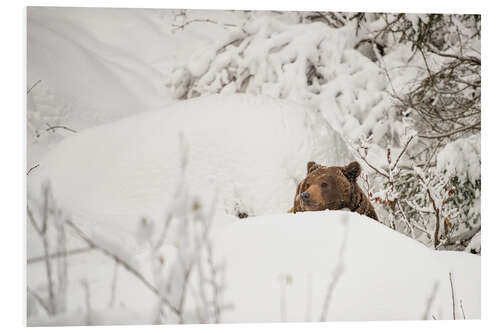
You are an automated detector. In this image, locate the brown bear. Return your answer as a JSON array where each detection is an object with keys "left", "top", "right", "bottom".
[{"left": 289, "top": 161, "right": 379, "bottom": 221}]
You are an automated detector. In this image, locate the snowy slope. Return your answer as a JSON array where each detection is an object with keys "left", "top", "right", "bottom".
[
  {"left": 27, "top": 7, "right": 171, "bottom": 128},
  {"left": 28, "top": 94, "right": 352, "bottom": 254},
  {"left": 28, "top": 211, "right": 480, "bottom": 325},
  {"left": 207, "top": 211, "right": 480, "bottom": 322}
]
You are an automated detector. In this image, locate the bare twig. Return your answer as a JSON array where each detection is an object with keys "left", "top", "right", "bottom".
[
  {"left": 65, "top": 219, "right": 181, "bottom": 316},
  {"left": 108, "top": 259, "right": 119, "bottom": 308},
  {"left": 418, "top": 122, "right": 480, "bottom": 139},
  {"left": 45, "top": 125, "right": 77, "bottom": 134},
  {"left": 415, "top": 173, "right": 441, "bottom": 248},
  {"left": 27, "top": 287, "right": 51, "bottom": 316},
  {"left": 153, "top": 213, "right": 173, "bottom": 251},
  {"left": 396, "top": 200, "right": 415, "bottom": 239},
  {"left": 81, "top": 278, "right": 92, "bottom": 325},
  {"left": 391, "top": 136, "right": 415, "bottom": 171},
  {"left": 27, "top": 246, "right": 95, "bottom": 264},
  {"left": 449, "top": 272, "right": 456, "bottom": 320},
  {"left": 27, "top": 79, "right": 42, "bottom": 94},
  {"left": 172, "top": 19, "right": 237, "bottom": 32},
  {"left": 320, "top": 223, "right": 348, "bottom": 321},
  {"left": 27, "top": 185, "right": 56, "bottom": 314},
  {"left": 26, "top": 163, "right": 40, "bottom": 176},
  {"left": 460, "top": 299, "right": 466, "bottom": 319},
  {"left": 421, "top": 281, "right": 439, "bottom": 320},
  {"left": 348, "top": 142, "right": 390, "bottom": 179}
]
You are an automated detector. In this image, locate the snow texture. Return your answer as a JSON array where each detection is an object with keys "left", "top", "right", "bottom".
[
  {"left": 26, "top": 8, "right": 481, "bottom": 325},
  {"left": 28, "top": 211, "right": 480, "bottom": 325},
  {"left": 437, "top": 134, "right": 481, "bottom": 183},
  {"left": 29, "top": 94, "right": 352, "bottom": 254}
]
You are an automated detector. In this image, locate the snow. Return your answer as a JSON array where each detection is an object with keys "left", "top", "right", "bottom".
[
  {"left": 207, "top": 211, "right": 479, "bottom": 322},
  {"left": 26, "top": 8, "right": 481, "bottom": 326},
  {"left": 27, "top": 7, "right": 172, "bottom": 129},
  {"left": 437, "top": 134, "right": 481, "bottom": 183},
  {"left": 29, "top": 94, "right": 352, "bottom": 254},
  {"left": 28, "top": 211, "right": 480, "bottom": 325}
]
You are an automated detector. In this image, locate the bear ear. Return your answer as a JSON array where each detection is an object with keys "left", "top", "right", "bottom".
[
  {"left": 342, "top": 161, "right": 361, "bottom": 182},
  {"left": 307, "top": 161, "right": 321, "bottom": 174}
]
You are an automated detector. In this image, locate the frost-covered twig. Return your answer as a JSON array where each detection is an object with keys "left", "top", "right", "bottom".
[
  {"left": 418, "top": 122, "right": 481, "bottom": 140},
  {"left": 391, "top": 136, "right": 415, "bottom": 172},
  {"left": 65, "top": 218, "right": 181, "bottom": 316},
  {"left": 396, "top": 200, "right": 415, "bottom": 239},
  {"left": 415, "top": 172, "right": 441, "bottom": 248},
  {"left": 350, "top": 144, "right": 389, "bottom": 179}
]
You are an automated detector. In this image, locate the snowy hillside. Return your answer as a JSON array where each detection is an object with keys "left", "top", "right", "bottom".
[
  {"left": 28, "top": 211, "right": 480, "bottom": 325},
  {"left": 26, "top": 7, "right": 481, "bottom": 326},
  {"left": 29, "top": 94, "right": 352, "bottom": 255}
]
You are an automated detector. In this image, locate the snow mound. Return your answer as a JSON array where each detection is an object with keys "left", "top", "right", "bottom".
[
  {"left": 27, "top": 7, "right": 172, "bottom": 129},
  {"left": 206, "top": 211, "right": 480, "bottom": 322},
  {"left": 27, "top": 211, "right": 480, "bottom": 325},
  {"left": 29, "top": 94, "right": 352, "bottom": 253}
]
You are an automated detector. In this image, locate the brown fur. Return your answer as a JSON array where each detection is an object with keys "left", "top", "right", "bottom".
[{"left": 289, "top": 161, "right": 379, "bottom": 221}]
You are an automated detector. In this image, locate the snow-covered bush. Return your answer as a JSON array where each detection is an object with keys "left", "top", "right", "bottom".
[{"left": 166, "top": 12, "right": 481, "bottom": 251}]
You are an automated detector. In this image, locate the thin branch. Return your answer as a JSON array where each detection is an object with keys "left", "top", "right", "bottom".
[
  {"left": 172, "top": 19, "right": 237, "bottom": 32},
  {"left": 27, "top": 163, "right": 40, "bottom": 176},
  {"left": 108, "top": 259, "right": 119, "bottom": 308},
  {"left": 415, "top": 173, "right": 441, "bottom": 248},
  {"left": 27, "top": 206, "right": 42, "bottom": 235},
  {"left": 27, "top": 287, "right": 51, "bottom": 316},
  {"left": 27, "top": 79, "right": 42, "bottom": 94},
  {"left": 460, "top": 299, "right": 466, "bottom": 320},
  {"left": 27, "top": 246, "right": 95, "bottom": 264},
  {"left": 449, "top": 272, "right": 457, "bottom": 320},
  {"left": 46, "top": 125, "right": 77, "bottom": 134},
  {"left": 320, "top": 224, "right": 348, "bottom": 321},
  {"left": 350, "top": 144, "right": 389, "bottom": 179},
  {"left": 418, "top": 122, "right": 480, "bottom": 140},
  {"left": 421, "top": 281, "right": 439, "bottom": 320},
  {"left": 391, "top": 136, "right": 415, "bottom": 171},
  {"left": 397, "top": 200, "right": 415, "bottom": 239},
  {"left": 65, "top": 219, "right": 181, "bottom": 316},
  {"left": 427, "top": 47, "right": 481, "bottom": 66},
  {"left": 153, "top": 213, "right": 173, "bottom": 251}
]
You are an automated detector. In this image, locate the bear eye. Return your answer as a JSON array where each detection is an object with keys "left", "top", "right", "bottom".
[
  {"left": 321, "top": 182, "right": 328, "bottom": 188},
  {"left": 305, "top": 183, "right": 310, "bottom": 189}
]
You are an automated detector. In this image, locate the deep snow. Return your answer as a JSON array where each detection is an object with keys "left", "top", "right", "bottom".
[
  {"left": 28, "top": 211, "right": 480, "bottom": 325},
  {"left": 26, "top": 7, "right": 481, "bottom": 326},
  {"left": 29, "top": 94, "right": 352, "bottom": 255}
]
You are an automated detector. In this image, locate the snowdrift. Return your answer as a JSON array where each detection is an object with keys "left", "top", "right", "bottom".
[
  {"left": 29, "top": 94, "right": 352, "bottom": 252},
  {"left": 209, "top": 211, "right": 480, "bottom": 322},
  {"left": 28, "top": 211, "right": 480, "bottom": 325}
]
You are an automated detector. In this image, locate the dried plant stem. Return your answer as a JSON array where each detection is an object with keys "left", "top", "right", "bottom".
[
  {"left": 449, "top": 272, "right": 456, "bottom": 320},
  {"left": 65, "top": 219, "right": 181, "bottom": 316}
]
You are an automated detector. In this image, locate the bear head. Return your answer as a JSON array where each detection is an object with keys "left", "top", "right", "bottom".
[{"left": 295, "top": 161, "right": 361, "bottom": 212}]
